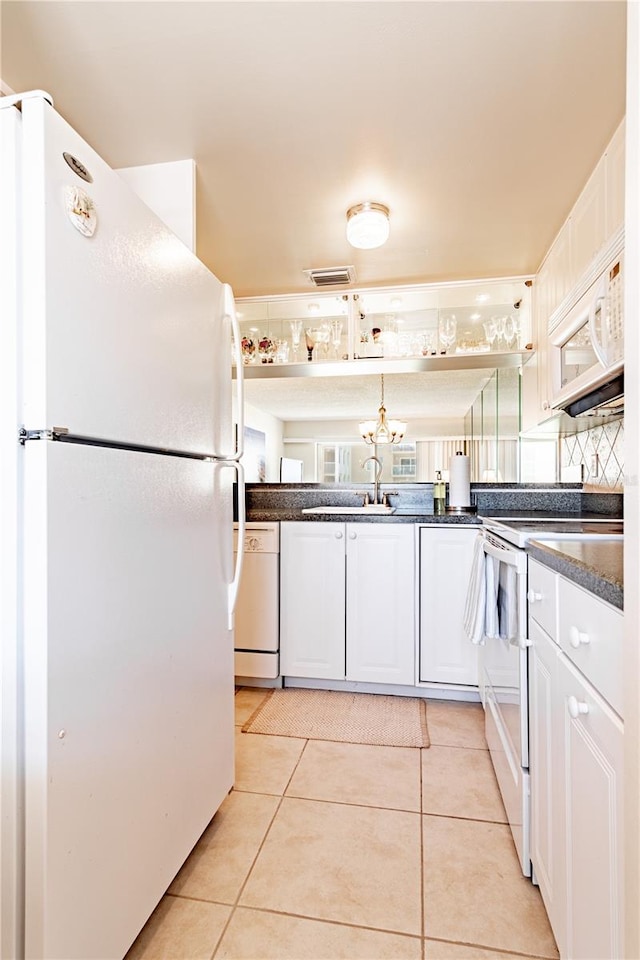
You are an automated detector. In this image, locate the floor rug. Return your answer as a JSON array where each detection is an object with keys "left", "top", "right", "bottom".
[{"left": 241, "top": 688, "right": 430, "bottom": 748}]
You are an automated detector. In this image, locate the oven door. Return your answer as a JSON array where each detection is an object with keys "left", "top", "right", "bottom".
[{"left": 481, "top": 531, "right": 531, "bottom": 876}]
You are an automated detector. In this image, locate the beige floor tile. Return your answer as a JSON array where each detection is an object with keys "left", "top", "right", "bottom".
[
  {"left": 426, "top": 699, "right": 487, "bottom": 749},
  {"left": 169, "top": 790, "right": 279, "bottom": 904},
  {"left": 422, "top": 745, "right": 507, "bottom": 822},
  {"left": 239, "top": 797, "right": 422, "bottom": 935},
  {"left": 235, "top": 730, "right": 306, "bottom": 795},
  {"left": 423, "top": 815, "right": 558, "bottom": 958},
  {"left": 286, "top": 739, "right": 421, "bottom": 811},
  {"left": 125, "top": 895, "right": 231, "bottom": 960},
  {"left": 215, "top": 907, "right": 422, "bottom": 959},
  {"left": 424, "top": 940, "right": 531, "bottom": 959},
  {"left": 235, "top": 687, "right": 271, "bottom": 726}
]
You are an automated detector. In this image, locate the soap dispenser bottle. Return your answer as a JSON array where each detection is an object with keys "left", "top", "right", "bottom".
[{"left": 433, "top": 470, "right": 446, "bottom": 515}]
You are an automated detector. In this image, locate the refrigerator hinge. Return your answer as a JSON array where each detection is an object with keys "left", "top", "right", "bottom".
[{"left": 19, "top": 427, "right": 69, "bottom": 445}]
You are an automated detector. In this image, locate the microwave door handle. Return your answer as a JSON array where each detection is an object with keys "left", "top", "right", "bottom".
[{"left": 588, "top": 292, "right": 609, "bottom": 368}]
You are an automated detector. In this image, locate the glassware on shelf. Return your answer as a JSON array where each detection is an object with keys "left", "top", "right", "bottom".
[
  {"left": 289, "top": 319, "right": 303, "bottom": 361},
  {"left": 439, "top": 315, "right": 457, "bottom": 354},
  {"left": 275, "top": 338, "right": 290, "bottom": 363},
  {"left": 483, "top": 317, "right": 499, "bottom": 350},
  {"left": 502, "top": 314, "right": 518, "bottom": 349},
  {"left": 305, "top": 327, "right": 318, "bottom": 361},
  {"left": 329, "top": 318, "right": 343, "bottom": 359},
  {"left": 240, "top": 336, "right": 256, "bottom": 364},
  {"left": 316, "top": 323, "right": 331, "bottom": 359},
  {"left": 420, "top": 331, "right": 437, "bottom": 356},
  {"left": 258, "top": 335, "right": 275, "bottom": 363}
]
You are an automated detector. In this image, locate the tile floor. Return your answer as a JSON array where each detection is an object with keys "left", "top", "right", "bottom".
[{"left": 126, "top": 688, "right": 559, "bottom": 960}]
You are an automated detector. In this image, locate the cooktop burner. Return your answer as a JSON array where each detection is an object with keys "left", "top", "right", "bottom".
[{"left": 482, "top": 517, "right": 623, "bottom": 549}]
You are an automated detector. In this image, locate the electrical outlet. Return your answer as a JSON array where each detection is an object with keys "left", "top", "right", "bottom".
[{"left": 591, "top": 453, "right": 599, "bottom": 478}]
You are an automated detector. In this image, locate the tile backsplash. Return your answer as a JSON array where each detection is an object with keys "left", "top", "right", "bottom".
[{"left": 561, "top": 420, "right": 624, "bottom": 489}]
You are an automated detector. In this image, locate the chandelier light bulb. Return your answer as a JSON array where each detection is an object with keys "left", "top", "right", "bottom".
[{"left": 346, "top": 202, "right": 390, "bottom": 250}]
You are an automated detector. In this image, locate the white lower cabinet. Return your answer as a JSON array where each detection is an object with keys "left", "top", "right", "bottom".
[
  {"left": 280, "top": 521, "right": 415, "bottom": 685},
  {"left": 528, "top": 559, "right": 624, "bottom": 960},
  {"left": 558, "top": 651, "right": 623, "bottom": 960},
  {"left": 419, "top": 526, "right": 478, "bottom": 685}
]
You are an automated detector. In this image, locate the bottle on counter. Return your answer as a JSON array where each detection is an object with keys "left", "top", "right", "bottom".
[{"left": 433, "top": 470, "right": 446, "bottom": 515}]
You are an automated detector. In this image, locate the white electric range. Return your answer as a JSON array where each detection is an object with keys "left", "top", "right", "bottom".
[{"left": 475, "top": 514, "right": 623, "bottom": 877}]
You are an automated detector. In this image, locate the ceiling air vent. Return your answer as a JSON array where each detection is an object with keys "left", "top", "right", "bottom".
[{"left": 304, "top": 265, "right": 356, "bottom": 287}]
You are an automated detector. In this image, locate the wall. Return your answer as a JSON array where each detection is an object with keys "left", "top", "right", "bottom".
[
  {"left": 243, "top": 401, "right": 284, "bottom": 482},
  {"left": 561, "top": 419, "right": 624, "bottom": 489}
]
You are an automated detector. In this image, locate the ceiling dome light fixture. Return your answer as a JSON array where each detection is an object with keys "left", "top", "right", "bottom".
[
  {"left": 359, "top": 374, "right": 407, "bottom": 445},
  {"left": 346, "top": 201, "right": 390, "bottom": 250}
]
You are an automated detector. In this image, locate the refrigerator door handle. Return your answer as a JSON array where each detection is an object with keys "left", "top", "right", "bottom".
[
  {"left": 228, "top": 459, "right": 245, "bottom": 631},
  {"left": 214, "top": 284, "right": 245, "bottom": 463}
]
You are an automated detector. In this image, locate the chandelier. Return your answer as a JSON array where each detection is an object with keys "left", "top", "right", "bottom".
[{"left": 359, "top": 375, "right": 407, "bottom": 445}]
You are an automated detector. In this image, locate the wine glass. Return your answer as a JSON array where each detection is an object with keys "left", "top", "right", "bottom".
[
  {"left": 439, "top": 315, "right": 457, "bottom": 354},
  {"left": 502, "top": 314, "right": 518, "bottom": 349},
  {"left": 305, "top": 327, "right": 318, "bottom": 361},
  {"left": 483, "top": 317, "right": 499, "bottom": 350},
  {"left": 316, "top": 323, "right": 331, "bottom": 359},
  {"left": 329, "top": 318, "right": 343, "bottom": 359},
  {"left": 289, "top": 319, "right": 302, "bottom": 361}
]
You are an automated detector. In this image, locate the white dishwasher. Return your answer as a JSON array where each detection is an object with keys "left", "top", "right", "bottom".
[{"left": 233, "top": 522, "right": 280, "bottom": 681}]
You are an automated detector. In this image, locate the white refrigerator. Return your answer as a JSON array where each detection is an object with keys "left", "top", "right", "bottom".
[{"left": 0, "top": 92, "right": 245, "bottom": 960}]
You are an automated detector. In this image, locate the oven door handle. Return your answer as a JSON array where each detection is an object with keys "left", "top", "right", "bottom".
[
  {"left": 509, "top": 635, "right": 533, "bottom": 649},
  {"left": 482, "top": 538, "right": 527, "bottom": 574}
]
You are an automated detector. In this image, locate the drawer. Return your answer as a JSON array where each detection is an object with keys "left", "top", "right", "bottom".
[
  {"left": 558, "top": 576, "right": 623, "bottom": 717},
  {"left": 528, "top": 559, "right": 558, "bottom": 639}
]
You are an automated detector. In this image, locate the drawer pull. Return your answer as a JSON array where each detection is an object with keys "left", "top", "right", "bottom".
[
  {"left": 335, "top": 531, "right": 343, "bottom": 540},
  {"left": 527, "top": 589, "right": 543, "bottom": 603},
  {"left": 349, "top": 532, "right": 357, "bottom": 540},
  {"left": 569, "top": 626, "right": 590, "bottom": 649},
  {"left": 567, "top": 695, "right": 589, "bottom": 719}
]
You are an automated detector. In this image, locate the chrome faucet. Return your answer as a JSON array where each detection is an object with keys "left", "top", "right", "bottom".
[{"left": 363, "top": 455, "right": 383, "bottom": 505}]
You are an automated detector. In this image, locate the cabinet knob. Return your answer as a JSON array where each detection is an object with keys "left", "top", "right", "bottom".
[
  {"left": 335, "top": 531, "right": 343, "bottom": 540},
  {"left": 349, "top": 531, "right": 357, "bottom": 540},
  {"left": 567, "top": 695, "right": 589, "bottom": 719},
  {"left": 569, "top": 625, "right": 590, "bottom": 649},
  {"left": 527, "top": 589, "right": 543, "bottom": 603}
]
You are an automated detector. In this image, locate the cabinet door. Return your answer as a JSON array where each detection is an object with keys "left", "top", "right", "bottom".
[
  {"left": 280, "top": 522, "right": 345, "bottom": 680},
  {"left": 345, "top": 524, "right": 415, "bottom": 685},
  {"left": 419, "top": 527, "right": 478, "bottom": 685},
  {"left": 529, "top": 620, "right": 565, "bottom": 949},
  {"left": 571, "top": 156, "right": 607, "bottom": 286},
  {"left": 558, "top": 652, "right": 624, "bottom": 960},
  {"left": 605, "top": 119, "right": 625, "bottom": 241}
]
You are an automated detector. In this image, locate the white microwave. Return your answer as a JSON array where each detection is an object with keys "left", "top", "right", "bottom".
[{"left": 549, "top": 254, "right": 623, "bottom": 411}]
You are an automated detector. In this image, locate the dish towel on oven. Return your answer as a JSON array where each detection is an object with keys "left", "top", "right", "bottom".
[
  {"left": 463, "top": 534, "right": 486, "bottom": 644},
  {"left": 484, "top": 553, "right": 500, "bottom": 638}
]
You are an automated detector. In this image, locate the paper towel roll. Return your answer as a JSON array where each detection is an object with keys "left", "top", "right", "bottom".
[{"left": 449, "top": 452, "right": 471, "bottom": 507}]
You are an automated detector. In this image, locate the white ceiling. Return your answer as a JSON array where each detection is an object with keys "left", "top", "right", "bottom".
[
  {"left": 1, "top": 1, "right": 626, "bottom": 425},
  {"left": 2, "top": 1, "right": 626, "bottom": 300}
]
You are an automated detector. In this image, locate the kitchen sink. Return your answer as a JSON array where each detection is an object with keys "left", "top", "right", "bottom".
[{"left": 301, "top": 505, "right": 396, "bottom": 515}]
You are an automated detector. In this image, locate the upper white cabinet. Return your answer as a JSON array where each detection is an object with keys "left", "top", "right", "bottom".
[
  {"left": 419, "top": 526, "right": 478, "bottom": 686},
  {"left": 280, "top": 521, "right": 415, "bottom": 686},
  {"left": 605, "top": 120, "right": 626, "bottom": 241},
  {"left": 545, "top": 119, "right": 625, "bottom": 332}
]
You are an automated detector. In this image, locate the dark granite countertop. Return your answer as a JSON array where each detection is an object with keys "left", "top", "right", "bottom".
[
  {"left": 527, "top": 539, "right": 623, "bottom": 610},
  {"left": 244, "top": 506, "right": 482, "bottom": 525}
]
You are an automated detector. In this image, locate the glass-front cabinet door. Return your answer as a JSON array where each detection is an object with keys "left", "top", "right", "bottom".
[{"left": 235, "top": 278, "right": 532, "bottom": 371}]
